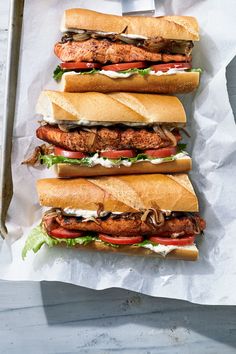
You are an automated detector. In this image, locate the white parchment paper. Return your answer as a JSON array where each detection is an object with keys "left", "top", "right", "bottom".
[{"left": 1, "top": 0, "right": 236, "bottom": 305}]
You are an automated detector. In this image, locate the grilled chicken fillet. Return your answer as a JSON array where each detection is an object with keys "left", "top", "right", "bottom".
[
  {"left": 36, "top": 125, "right": 181, "bottom": 152},
  {"left": 44, "top": 213, "right": 206, "bottom": 237},
  {"left": 54, "top": 39, "right": 192, "bottom": 64}
]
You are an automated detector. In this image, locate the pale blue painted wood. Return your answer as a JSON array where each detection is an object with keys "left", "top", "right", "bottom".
[
  {"left": 0, "top": 281, "right": 236, "bottom": 354},
  {"left": 1, "top": 2, "right": 236, "bottom": 353}
]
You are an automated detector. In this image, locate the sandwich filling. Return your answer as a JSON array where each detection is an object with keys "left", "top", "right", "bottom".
[
  {"left": 22, "top": 208, "right": 206, "bottom": 258},
  {"left": 53, "top": 30, "right": 201, "bottom": 81},
  {"left": 24, "top": 122, "right": 189, "bottom": 168}
]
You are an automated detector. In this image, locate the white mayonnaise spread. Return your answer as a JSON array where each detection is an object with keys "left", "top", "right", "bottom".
[
  {"left": 62, "top": 152, "right": 189, "bottom": 168},
  {"left": 98, "top": 70, "right": 135, "bottom": 78},
  {"left": 60, "top": 27, "right": 148, "bottom": 40},
  {"left": 63, "top": 67, "right": 186, "bottom": 80},
  {"left": 44, "top": 116, "right": 155, "bottom": 127},
  {"left": 63, "top": 208, "right": 122, "bottom": 218},
  {"left": 100, "top": 152, "right": 188, "bottom": 168},
  {"left": 62, "top": 208, "right": 172, "bottom": 219},
  {"left": 141, "top": 243, "right": 196, "bottom": 256}
]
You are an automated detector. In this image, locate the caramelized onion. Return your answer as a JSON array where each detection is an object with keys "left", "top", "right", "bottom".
[
  {"left": 116, "top": 34, "right": 139, "bottom": 45},
  {"left": 96, "top": 203, "right": 104, "bottom": 217},
  {"left": 82, "top": 216, "right": 101, "bottom": 225},
  {"left": 141, "top": 208, "right": 165, "bottom": 228},
  {"left": 58, "top": 124, "right": 71, "bottom": 132},
  {"left": 22, "top": 144, "right": 54, "bottom": 166},
  {"left": 153, "top": 125, "right": 177, "bottom": 146},
  {"left": 153, "top": 126, "right": 167, "bottom": 140},
  {"left": 87, "top": 128, "right": 97, "bottom": 148},
  {"left": 72, "top": 33, "right": 90, "bottom": 41},
  {"left": 44, "top": 208, "right": 61, "bottom": 219},
  {"left": 163, "top": 128, "right": 177, "bottom": 146}
]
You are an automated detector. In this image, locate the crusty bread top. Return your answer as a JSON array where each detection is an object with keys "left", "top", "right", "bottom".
[
  {"left": 36, "top": 91, "right": 186, "bottom": 124},
  {"left": 37, "top": 174, "right": 198, "bottom": 212},
  {"left": 62, "top": 9, "right": 199, "bottom": 41}
]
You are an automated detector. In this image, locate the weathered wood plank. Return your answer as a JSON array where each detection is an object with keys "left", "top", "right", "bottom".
[{"left": 0, "top": 281, "right": 236, "bottom": 354}]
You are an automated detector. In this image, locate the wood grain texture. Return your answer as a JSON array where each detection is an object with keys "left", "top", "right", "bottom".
[
  {"left": 0, "top": 281, "right": 236, "bottom": 354},
  {"left": 1, "top": 1, "right": 236, "bottom": 353}
]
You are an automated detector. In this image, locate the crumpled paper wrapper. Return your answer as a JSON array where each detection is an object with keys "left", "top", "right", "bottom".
[{"left": 1, "top": 0, "right": 236, "bottom": 305}]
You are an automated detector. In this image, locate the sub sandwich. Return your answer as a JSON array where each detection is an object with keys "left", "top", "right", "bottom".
[
  {"left": 23, "top": 90, "right": 191, "bottom": 177},
  {"left": 54, "top": 8, "right": 201, "bottom": 93},
  {"left": 22, "top": 174, "right": 206, "bottom": 261}
]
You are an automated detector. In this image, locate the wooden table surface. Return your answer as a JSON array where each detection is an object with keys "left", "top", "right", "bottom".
[{"left": 1, "top": 2, "right": 236, "bottom": 353}]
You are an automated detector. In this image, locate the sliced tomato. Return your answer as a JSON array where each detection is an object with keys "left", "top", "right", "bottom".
[
  {"left": 60, "top": 62, "right": 101, "bottom": 70},
  {"left": 100, "top": 149, "right": 136, "bottom": 159},
  {"left": 99, "top": 234, "right": 143, "bottom": 245},
  {"left": 102, "top": 62, "right": 147, "bottom": 72},
  {"left": 151, "top": 62, "right": 192, "bottom": 72},
  {"left": 149, "top": 235, "right": 195, "bottom": 246},
  {"left": 54, "top": 147, "right": 87, "bottom": 159},
  {"left": 49, "top": 227, "right": 84, "bottom": 239},
  {"left": 144, "top": 147, "right": 177, "bottom": 159}
]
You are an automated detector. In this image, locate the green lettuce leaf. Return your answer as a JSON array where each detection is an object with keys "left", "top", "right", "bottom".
[
  {"left": 53, "top": 66, "right": 64, "bottom": 81},
  {"left": 177, "top": 143, "right": 187, "bottom": 152},
  {"left": 40, "top": 154, "right": 92, "bottom": 168},
  {"left": 22, "top": 225, "right": 96, "bottom": 259},
  {"left": 134, "top": 240, "right": 156, "bottom": 247},
  {"left": 53, "top": 65, "right": 202, "bottom": 82},
  {"left": 187, "top": 68, "right": 203, "bottom": 73}
]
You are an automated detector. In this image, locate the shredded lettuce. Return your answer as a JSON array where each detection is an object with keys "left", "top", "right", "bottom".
[
  {"left": 22, "top": 225, "right": 96, "bottom": 259},
  {"left": 53, "top": 65, "right": 203, "bottom": 81}
]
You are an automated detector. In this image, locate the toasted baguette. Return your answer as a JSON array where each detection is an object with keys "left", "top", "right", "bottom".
[
  {"left": 62, "top": 9, "right": 199, "bottom": 41},
  {"left": 37, "top": 174, "right": 198, "bottom": 213},
  {"left": 57, "top": 240, "right": 199, "bottom": 261},
  {"left": 36, "top": 91, "right": 186, "bottom": 124},
  {"left": 61, "top": 72, "right": 200, "bottom": 94},
  {"left": 55, "top": 157, "right": 192, "bottom": 177}
]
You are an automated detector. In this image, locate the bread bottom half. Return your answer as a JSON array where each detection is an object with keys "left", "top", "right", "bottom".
[
  {"left": 57, "top": 240, "right": 199, "bottom": 261},
  {"left": 56, "top": 157, "right": 192, "bottom": 177},
  {"left": 61, "top": 72, "right": 200, "bottom": 94}
]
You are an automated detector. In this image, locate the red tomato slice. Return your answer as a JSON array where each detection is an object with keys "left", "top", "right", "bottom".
[
  {"left": 100, "top": 149, "right": 136, "bottom": 159},
  {"left": 149, "top": 235, "right": 195, "bottom": 246},
  {"left": 151, "top": 62, "right": 192, "bottom": 72},
  {"left": 99, "top": 234, "right": 143, "bottom": 245},
  {"left": 54, "top": 147, "right": 87, "bottom": 159},
  {"left": 144, "top": 147, "right": 177, "bottom": 159},
  {"left": 102, "top": 62, "right": 147, "bottom": 72},
  {"left": 60, "top": 62, "right": 101, "bottom": 70},
  {"left": 49, "top": 228, "right": 84, "bottom": 239}
]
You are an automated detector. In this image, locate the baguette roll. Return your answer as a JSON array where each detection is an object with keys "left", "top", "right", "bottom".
[
  {"left": 61, "top": 71, "right": 200, "bottom": 94},
  {"left": 35, "top": 91, "right": 190, "bottom": 177},
  {"left": 62, "top": 9, "right": 199, "bottom": 41},
  {"left": 37, "top": 174, "right": 199, "bottom": 213},
  {"left": 37, "top": 91, "right": 186, "bottom": 124},
  {"left": 55, "top": 157, "right": 192, "bottom": 177},
  {"left": 33, "top": 174, "right": 203, "bottom": 262},
  {"left": 57, "top": 240, "right": 199, "bottom": 261}
]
